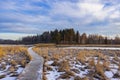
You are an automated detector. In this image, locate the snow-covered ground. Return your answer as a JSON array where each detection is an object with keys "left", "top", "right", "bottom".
[
  {"left": 34, "top": 47, "right": 120, "bottom": 80},
  {"left": 0, "top": 65, "right": 24, "bottom": 80},
  {"left": 65, "top": 47, "right": 120, "bottom": 50},
  {"left": 0, "top": 47, "right": 31, "bottom": 80},
  {"left": 0, "top": 58, "right": 24, "bottom": 80}
]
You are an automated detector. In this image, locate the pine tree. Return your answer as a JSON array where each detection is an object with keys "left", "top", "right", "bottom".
[{"left": 76, "top": 31, "right": 80, "bottom": 44}]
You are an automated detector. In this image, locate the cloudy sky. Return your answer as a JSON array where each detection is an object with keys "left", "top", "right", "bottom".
[{"left": 0, "top": 0, "right": 120, "bottom": 40}]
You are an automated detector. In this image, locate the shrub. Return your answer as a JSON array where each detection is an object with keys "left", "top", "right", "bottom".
[
  {"left": 34, "top": 43, "right": 56, "bottom": 47},
  {"left": 118, "top": 64, "right": 120, "bottom": 70},
  {"left": 114, "top": 55, "right": 119, "bottom": 62},
  {"left": 82, "top": 77, "right": 89, "bottom": 80},
  {"left": 0, "top": 47, "right": 5, "bottom": 57},
  {"left": 59, "top": 71, "right": 74, "bottom": 79},
  {"left": 10, "top": 72, "right": 19, "bottom": 77},
  {"left": 51, "top": 60, "right": 59, "bottom": 66},
  {"left": 20, "top": 60, "right": 26, "bottom": 67},
  {"left": 11, "top": 60, "right": 17, "bottom": 66},
  {"left": 76, "top": 51, "right": 86, "bottom": 64},
  {"left": 46, "top": 66, "right": 53, "bottom": 71},
  {"left": 0, "top": 74, "right": 6, "bottom": 79},
  {"left": 43, "top": 73, "right": 47, "bottom": 80},
  {"left": 89, "top": 58, "right": 95, "bottom": 67},
  {"left": 74, "top": 76, "right": 82, "bottom": 80},
  {"left": 113, "top": 72, "right": 120, "bottom": 78},
  {"left": 8, "top": 66, "right": 15, "bottom": 72},
  {"left": 0, "top": 64, "right": 6, "bottom": 70},
  {"left": 95, "top": 60, "right": 105, "bottom": 79},
  {"left": 103, "top": 61, "right": 110, "bottom": 70},
  {"left": 52, "top": 53, "right": 60, "bottom": 60},
  {"left": 71, "top": 69, "right": 80, "bottom": 74},
  {"left": 58, "top": 60, "right": 70, "bottom": 72},
  {"left": 65, "top": 71, "right": 74, "bottom": 76}
]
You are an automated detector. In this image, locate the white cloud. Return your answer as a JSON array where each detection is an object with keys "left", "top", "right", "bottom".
[
  {"left": 78, "top": 2, "right": 107, "bottom": 20},
  {"left": 0, "top": 22, "right": 41, "bottom": 33},
  {"left": 0, "top": 12, "right": 52, "bottom": 24},
  {"left": 0, "top": 0, "right": 120, "bottom": 39},
  {"left": 109, "top": 11, "right": 120, "bottom": 19}
]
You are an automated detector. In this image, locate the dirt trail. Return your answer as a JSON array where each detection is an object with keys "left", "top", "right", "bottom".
[{"left": 17, "top": 47, "right": 44, "bottom": 80}]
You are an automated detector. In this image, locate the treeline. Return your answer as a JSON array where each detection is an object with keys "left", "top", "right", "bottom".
[
  {"left": 0, "top": 39, "right": 19, "bottom": 44},
  {"left": 20, "top": 28, "right": 120, "bottom": 44},
  {"left": 0, "top": 28, "right": 120, "bottom": 44}
]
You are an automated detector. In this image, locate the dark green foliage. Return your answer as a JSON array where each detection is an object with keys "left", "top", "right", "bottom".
[{"left": 76, "top": 31, "right": 80, "bottom": 44}]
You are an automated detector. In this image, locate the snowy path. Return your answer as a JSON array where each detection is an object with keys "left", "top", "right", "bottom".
[{"left": 17, "top": 47, "right": 44, "bottom": 80}]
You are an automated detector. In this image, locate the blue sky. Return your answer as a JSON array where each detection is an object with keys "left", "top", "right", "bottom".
[{"left": 0, "top": 0, "right": 120, "bottom": 40}]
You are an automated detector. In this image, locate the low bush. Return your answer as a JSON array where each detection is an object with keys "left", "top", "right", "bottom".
[
  {"left": 51, "top": 60, "right": 59, "bottom": 66},
  {"left": 59, "top": 71, "right": 74, "bottom": 79},
  {"left": 58, "top": 60, "right": 70, "bottom": 72},
  {"left": 20, "top": 60, "right": 26, "bottom": 67},
  {"left": 89, "top": 58, "right": 95, "bottom": 67},
  {"left": 43, "top": 72, "right": 47, "bottom": 80},
  {"left": 0, "top": 47, "right": 5, "bottom": 57},
  {"left": 34, "top": 43, "right": 56, "bottom": 47},
  {"left": 8, "top": 66, "right": 16, "bottom": 72},
  {"left": 95, "top": 60, "right": 106, "bottom": 79},
  {"left": 71, "top": 69, "right": 80, "bottom": 74},
  {"left": 74, "top": 76, "right": 82, "bottom": 80},
  {"left": 0, "top": 74, "right": 6, "bottom": 79}
]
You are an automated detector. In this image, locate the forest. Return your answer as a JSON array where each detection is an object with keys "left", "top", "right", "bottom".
[{"left": 0, "top": 28, "right": 120, "bottom": 44}]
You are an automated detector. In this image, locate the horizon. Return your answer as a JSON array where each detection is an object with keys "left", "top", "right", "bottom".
[
  {"left": 0, "top": 29, "right": 117, "bottom": 40},
  {"left": 0, "top": 0, "right": 120, "bottom": 40}
]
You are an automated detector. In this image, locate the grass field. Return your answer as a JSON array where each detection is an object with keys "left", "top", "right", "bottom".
[
  {"left": 33, "top": 46, "right": 120, "bottom": 80},
  {"left": 57, "top": 44, "right": 120, "bottom": 47},
  {"left": 34, "top": 43, "right": 120, "bottom": 48},
  {"left": 0, "top": 46, "right": 31, "bottom": 80}
]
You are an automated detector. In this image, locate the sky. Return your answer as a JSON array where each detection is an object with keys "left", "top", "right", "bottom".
[{"left": 0, "top": 0, "right": 120, "bottom": 40}]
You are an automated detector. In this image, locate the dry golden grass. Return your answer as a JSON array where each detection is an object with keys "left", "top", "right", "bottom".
[
  {"left": 0, "top": 47, "right": 5, "bottom": 57},
  {"left": 0, "top": 46, "right": 31, "bottom": 66},
  {"left": 76, "top": 51, "right": 86, "bottom": 62},
  {"left": 74, "top": 76, "right": 89, "bottom": 80},
  {"left": 118, "top": 64, "right": 120, "bottom": 70},
  {"left": 74, "top": 76, "right": 82, "bottom": 80},
  {"left": 51, "top": 60, "right": 59, "bottom": 66},
  {"left": 43, "top": 72, "right": 47, "bottom": 80},
  {"left": 20, "top": 59, "right": 27, "bottom": 67},
  {"left": 0, "top": 74, "right": 6, "bottom": 79},
  {"left": 58, "top": 60, "right": 70, "bottom": 72},
  {"left": 33, "top": 47, "right": 49, "bottom": 59},
  {"left": 89, "top": 58, "right": 95, "bottom": 67},
  {"left": 33, "top": 47, "right": 69, "bottom": 61},
  {"left": 103, "top": 61, "right": 110, "bottom": 70},
  {"left": 11, "top": 60, "right": 17, "bottom": 66},
  {"left": 0, "top": 46, "right": 32, "bottom": 80},
  {"left": 94, "top": 60, "right": 106, "bottom": 79},
  {"left": 34, "top": 43, "right": 56, "bottom": 47},
  {"left": 114, "top": 54, "right": 119, "bottom": 61},
  {"left": 59, "top": 71, "right": 74, "bottom": 79},
  {"left": 82, "top": 77, "right": 89, "bottom": 80},
  {"left": 0, "top": 46, "right": 29, "bottom": 55},
  {"left": 33, "top": 47, "right": 120, "bottom": 80}
]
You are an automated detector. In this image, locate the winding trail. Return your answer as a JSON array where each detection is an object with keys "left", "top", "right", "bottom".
[{"left": 17, "top": 47, "right": 44, "bottom": 80}]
